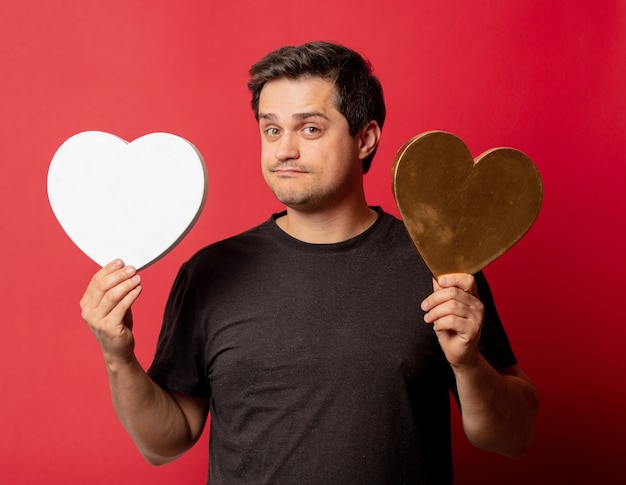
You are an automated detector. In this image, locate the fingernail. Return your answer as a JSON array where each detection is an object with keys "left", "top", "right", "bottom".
[
  {"left": 439, "top": 276, "right": 449, "bottom": 286},
  {"left": 124, "top": 265, "right": 136, "bottom": 274}
]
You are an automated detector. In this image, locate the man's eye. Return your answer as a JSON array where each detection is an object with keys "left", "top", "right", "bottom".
[
  {"left": 265, "top": 128, "right": 280, "bottom": 137},
  {"left": 303, "top": 126, "right": 320, "bottom": 135}
]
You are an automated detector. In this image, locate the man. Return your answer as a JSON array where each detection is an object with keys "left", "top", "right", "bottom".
[{"left": 80, "top": 41, "right": 538, "bottom": 484}]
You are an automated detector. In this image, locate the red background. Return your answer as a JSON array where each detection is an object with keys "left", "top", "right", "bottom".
[{"left": 1, "top": 1, "right": 625, "bottom": 483}]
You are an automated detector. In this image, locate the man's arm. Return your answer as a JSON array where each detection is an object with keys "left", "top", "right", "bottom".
[
  {"left": 421, "top": 273, "right": 539, "bottom": 458},
  {"left": 80, "top": 259, "right": 209, "bottom": 465}
]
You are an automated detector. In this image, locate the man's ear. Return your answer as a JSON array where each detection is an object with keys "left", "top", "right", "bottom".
[{"left": 357, "top": 121, "right": 382, "bottom": 160}]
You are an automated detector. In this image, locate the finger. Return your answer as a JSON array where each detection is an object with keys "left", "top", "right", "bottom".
[
  {"left": 80, "top": 259, "right": 125, "bottom": 306},
  {"left": 97, "top": 258, "right": 126, "bottom": 282},
  {"left": 89, "top": 282, "right": 142, "bottom": 336},
  {"left": 96, "top": 272, "right": 142, "bottom": 318},
  {"left": 421, "top": 285, "right": 472, "bottom": 314},
  {"left": 432, "top": 313, "right": 482, "bottom": 346},
  {"left": 437, "top": 273, "right": 478, "bottom": 295},
  {"left": 87, "top": 262, "right": 138, "bottom": 307},
  {"left": 423, "top": 297, "right": 473, "bottom": 323},
  {"left": 105, "top": 284, "right": 142, "bottom": 327},
  {"left": 81, "top": 265, "right": 141, "bottom": 326},
  {"left": 432, "top": 314, "right": 471, "bottom": 335}
]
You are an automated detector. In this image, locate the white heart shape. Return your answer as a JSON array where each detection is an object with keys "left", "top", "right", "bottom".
[{"left": 47, "top": 131, "right": 207, "bottom": 270}]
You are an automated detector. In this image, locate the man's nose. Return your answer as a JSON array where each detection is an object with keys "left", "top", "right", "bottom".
[{"left": 275, "top": 132, "right": 300, "bottom": 161}]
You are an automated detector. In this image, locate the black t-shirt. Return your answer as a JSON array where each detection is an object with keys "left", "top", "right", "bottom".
[{"left": 148, "top": 210, "right": 517, "bottom": 484}]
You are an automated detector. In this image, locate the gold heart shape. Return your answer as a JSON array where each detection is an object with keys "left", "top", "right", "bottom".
[{"left": 391, "top": 131, "right": 543, "bottom": 278}]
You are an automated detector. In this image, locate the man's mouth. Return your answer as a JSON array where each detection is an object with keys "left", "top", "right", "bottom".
[{"left": 269, "top": 164, "right": 308, "bottom": 174}]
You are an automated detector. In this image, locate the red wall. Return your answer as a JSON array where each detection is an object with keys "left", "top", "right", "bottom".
[{"left": 1, "top": 1, "right": 625, "bottom": 483}]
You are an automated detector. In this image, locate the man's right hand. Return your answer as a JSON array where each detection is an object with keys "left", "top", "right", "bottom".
[
  {"left": 79, "top": 259, "right": 208, "bottom": 465},
  {"left": 80, "top": 258, "right": 142, "bottom": 364}
]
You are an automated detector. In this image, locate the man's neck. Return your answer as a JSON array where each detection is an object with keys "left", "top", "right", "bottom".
[{"left": 275, "top": 203, "right": 379, "bottom": 244}]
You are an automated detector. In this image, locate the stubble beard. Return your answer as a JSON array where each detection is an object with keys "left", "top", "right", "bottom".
[
  {"left": 266, "top": 172, "right": 341, "bottom": 213},
  {"left": 269, "top": 182, "right": 326, "bottom": 212}
]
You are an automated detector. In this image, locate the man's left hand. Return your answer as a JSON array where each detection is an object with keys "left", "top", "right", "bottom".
[{"left": 421, "top": 273, "right": 484, "bottom": 369}]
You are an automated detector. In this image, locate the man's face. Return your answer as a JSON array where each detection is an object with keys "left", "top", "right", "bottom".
[{"left": 257, "top": 77, "right": 365, "bottom": 212}]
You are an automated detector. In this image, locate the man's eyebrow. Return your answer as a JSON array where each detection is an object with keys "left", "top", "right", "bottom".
[
  {"left": 258, "top": 112, "right": 330, "bottom": 122},
  {"left": 293, "top": 111, "right": 329, "bottom": 121},
  {"left": 258, "top": 112, "right": 276, "bottom": 121}
]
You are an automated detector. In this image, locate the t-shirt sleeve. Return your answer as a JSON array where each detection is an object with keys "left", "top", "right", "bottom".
[
  {"left": 475, "top": 270, "right": 518, "bottom": 370},
  {"left": 147, "top": 264, "right": 211, "bottom": 398}
]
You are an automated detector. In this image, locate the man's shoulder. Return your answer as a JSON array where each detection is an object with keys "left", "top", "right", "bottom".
[{"left": 182, "top": 215, "right": 279, "bottom": 268}]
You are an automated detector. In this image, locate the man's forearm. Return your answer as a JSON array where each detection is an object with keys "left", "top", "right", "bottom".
[
  {"left": 105, "top": 353, "right": 198, "bottom": 465},
  {"left": 454, "top": 357, "right": 539, "bottom": 458}
]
